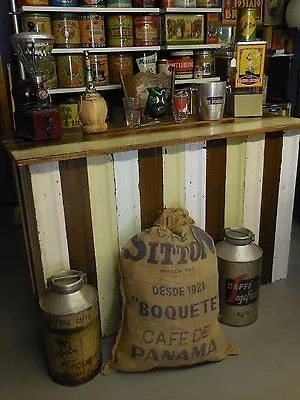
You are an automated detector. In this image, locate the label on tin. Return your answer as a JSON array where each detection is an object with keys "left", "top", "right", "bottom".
[
  {"left": 52, "top": 18, "right": 80, "bottom": 47},
  {"left": 134, "top": 17, "right": 158, "bottom": 46},
  {"left": 237, "top": 9, "right": 256, "bottom": 41},
  {"left": 107, "top": 16, "right": 133, "bottom": 47},
  {"left": 206, "top": 96, "right": 223, "bottom": 105},
  {"left": 194, "top": 62, "right": 213, "bottom": 78},
  {"left": 171, "top": 57, "right": 193, "bottom": 78},
  {"left": 225, "top": 275, "right": 259, "bottom": 306},
  {"left": 59, "top": 103, "right": 82, "bottom": 128},
  {"left": 80, "top": 15, "right": 105, "bottom": 47},
  {"left": 21, "top": 14, "right": 52, "bottom": 34}
]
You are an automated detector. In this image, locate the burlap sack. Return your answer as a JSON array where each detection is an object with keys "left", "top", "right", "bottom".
[{"left": 104, "top": 208, "right": 237, "bottom": 373}]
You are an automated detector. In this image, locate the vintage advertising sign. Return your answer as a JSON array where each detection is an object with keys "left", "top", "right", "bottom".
[
  {"left": 235, "top": 42, "right": 266, "bottom": 88},
  {"left": 222, "top": 0, "right": 263, "bottom": 23},
  {"left": 164, "top": 14, "right": 204, "bottom": 45}
]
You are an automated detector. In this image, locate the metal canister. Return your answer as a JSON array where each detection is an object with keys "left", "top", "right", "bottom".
[
  {"left": 20, "top": 0, "right": 49, "bottom": 5},
  {"left": 90, "top": 54, "right": 109, "bottom": 85},
  {"left": 133, "top": 0, "right": 155, "bottom": 6},
  {"left": 194, "top": 49, "right": 214, "bottom": 78},
  {"left": 134, "top": 51, "right": 157, "bottom": 74},
  {"left": 39, "top": 270, "right": 101, "bottom": 385},
  {"left": 52, "top": 13, "right": 80, "bottom": 48},
  {"left": 216, "top": 227, "right": 263, "bottom": 327},
  {"left": 109, "top": 53, "right": 133, "bottom": 83},
  {"left": 21, "top": 13, "right": 52, "bottom": 35},
  {"left": 106, "top": 0, "right": 131, "bottom": 6},
  {"left": 133, "top": 16, "right": 159, "bottom": 47},
  {"left": 107, "top": 15, "right": 133, "bottom": 47},
  {"left": 56, "top": 54, "right": 84, "bottom": 88},
  {"left": 236, "top": 7, "right": 257, "bottom": 41},
  {"left": 80, "top": 14, "right": 105, "bottom": 48},
  {"left": 43, "top": 56, "right": 58, "bottom": 89},
  {"left": 80, "top": 0, "right": 105, "bottom": 5},
  {"left": 58, "top": 97, "right": 82, "bottom": 128},
  {"left": 169, "top": 51, "right": 194, "bottom": 79},
  {"left": 50, "top": 0, "right": 79, "bottom": 5}
]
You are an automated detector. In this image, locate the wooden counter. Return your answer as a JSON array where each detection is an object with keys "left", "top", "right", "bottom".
[{"left": 4, "top": 116, "right": 300, "bottom": 336}]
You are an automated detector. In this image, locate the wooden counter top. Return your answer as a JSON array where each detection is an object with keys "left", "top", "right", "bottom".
[{"left": 4, "top": 116, "right": 300, "bottom": 166}]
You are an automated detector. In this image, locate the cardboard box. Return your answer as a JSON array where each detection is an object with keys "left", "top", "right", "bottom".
[
  {"left": 226, "top": 93, "right": 263, "bottom": 117},
  {"left": 164, "top": 14, "right": 204, "bottom": 45}
]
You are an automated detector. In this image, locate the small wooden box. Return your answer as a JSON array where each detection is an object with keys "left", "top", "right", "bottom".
[{"left": 164, "top": 14, "right": 204, "bottom": 45}]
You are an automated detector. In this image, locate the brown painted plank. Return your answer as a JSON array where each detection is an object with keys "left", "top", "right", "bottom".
[
  {"left": 59, "top": 158, "right": 97, "bottom": 288},
  {"left": 206, "top": 139, "right": 227, "bottom": 243},
  {"left": 138, "top": 147, "right": 164, "bottom": 229},
  {"left": 259, "top": 131, "right": 283, "bottom": 284}
]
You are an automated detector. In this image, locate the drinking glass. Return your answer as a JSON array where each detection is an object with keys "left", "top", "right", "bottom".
[
  {"left": 123, "top": 97, "right": 141, "bottom": 128},
  {"left": 172, "top": 90, "right": 190, "bottom": 123}
]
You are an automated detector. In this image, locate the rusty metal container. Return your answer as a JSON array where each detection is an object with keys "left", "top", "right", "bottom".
[
  {"left": 216, "top": 227, "right": 263, "bottom": 327},
  {"left": 39, "top": 270, "right": 101, "bottom": 386}
]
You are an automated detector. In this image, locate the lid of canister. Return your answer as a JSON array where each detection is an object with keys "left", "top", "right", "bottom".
[
  {"left": 224, "top": 227, "right": 255, "bottom": 246},
  {"left": 47, "top": 270, "right": 86, "bottom": 294}
]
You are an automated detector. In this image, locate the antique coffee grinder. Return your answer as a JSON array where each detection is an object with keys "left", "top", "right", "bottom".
[{"left": 11, "top": 32, "right": 62, "bottom": 140}]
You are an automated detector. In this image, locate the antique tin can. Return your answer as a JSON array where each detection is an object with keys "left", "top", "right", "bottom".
[
  {"left": 174, "top": 0, "right": 196, "bottom": 7},
  {"left": 216, "top": 227, "right": 263, "bottom": 327},
  {"left": 52, "top": 13, "right": 80, "bottom": 48},
  {"left": 39, "top": 270, "right": 101, "bottom": 385},
  {"left": 161, "top": 0, "right": 174, "bottom": 7},
  {"left": 236, "top": 7, "right": 257, "bottom": 41},
  {"left": 109, "top": 53, "right": 133, "bottom": 83},
  {"left": 194, "top": 49, "right": 214, "bottom": 78},
  {"left": 90, "top": 54, "right": 109, "bottom": 85},
  {"left": 21, "top": 13, "right": 52, "bottom": 35},
  {"left": 43, "top": 56, "right": 58, "bottom": 89},
  {"left": 80, "top": 14, "right": 105, "bottom": 48},
  {"left": 169, "top": 51, "right": 193, "bottom": 79},
  {"left": 196, "top": 0, "right": 218, "bottom": 6},
  {"left": 164, "top": 14, "right": 204, "bottom": 45},
  {"left": 80, "top": 0, "right": 105, "bottom": 5},
  {"left": 107, "top": 15, "right": 133, "bottom": 47},
  {"left": 56, "top": 54, "right": 84, "bottom": 88},
  {"left": 134, "top": 51, "right": 157, "bottom": 74},
  {"left": 133, "top": 16, "right": 159, "bottom": 47},
  {"left": 50, "top": 0, "right": 79, "bottom": 5},
  {"left": 20, "top": 0, "right": 49, "bottom": 5},
  {"left": 106, "top": 0, "right": 131, "bottom": 7},
  {"left": 58, "top": 97, "right": 82, "bottom": 128},
  {"left": 133, "top": 0, "right": 155, "bottom": 6}
]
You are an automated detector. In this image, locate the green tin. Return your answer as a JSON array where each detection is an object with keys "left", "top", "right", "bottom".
[{"left": 236, "top": 8, "right": 257, "bottom": 41}]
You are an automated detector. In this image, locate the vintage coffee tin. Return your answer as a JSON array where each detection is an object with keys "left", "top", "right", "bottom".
[
  {"left": 169, "top": 51, "right": 193, "bottom": 79},
  {"left": 56, "top": 54, "right": 84, "bottom": 88},
  {"left": 133, "top": 16, "right": 159, "bottom": 47},
  {"left": 80, "top": 14, "right": 105, "bottom": 48},
  {"left": 44, "top": 56, "right": 58, "bottom": 89},
  {"left": 106, "top": 0, "right": 131, "bottom": 7},
  {"left": 236, "top": 8, "right": 257, "bottom": 41},
  {"left": 58, "top": 97, "right": 82, "bottom": 128},
  {"left": 107, "top": 15, "right": 133, "bottom": 47},
  {"left": 134, "top": 51, "right": 157, "bottom": 74},
  {"left": 52, "top": 13, "right": 80, "bottom": 48},
  {"left": 21, "top": 13, "right": 52, "bottom": 35},
  {"left": 80, "top": 0, "right": 105, "bottom": 5},
  {"left": 90, "top": 54, "right": 109, "bottom": 85},
  {"left": 20, "top": 0, "right": 49, "bottom": 5},
  {"left": 50, "top": 0, "right": 79, "bottom": 5},
  {"left": 109, "top": 53, "right": 133, "bottom": 83},
  {"left": 194, "top": 49, "right": 214, "bottom": 78}
]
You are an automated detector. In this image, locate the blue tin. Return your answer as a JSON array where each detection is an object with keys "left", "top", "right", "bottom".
[{"left": 50, "top": 0, "right": 79, "bottom": 6}]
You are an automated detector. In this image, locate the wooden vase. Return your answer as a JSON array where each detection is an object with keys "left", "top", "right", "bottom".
[{"left": 78, "top": 92, "right": 108, "bottom": 133}]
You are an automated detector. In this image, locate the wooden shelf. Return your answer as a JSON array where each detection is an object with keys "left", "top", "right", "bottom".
[
  {"left": 52, "top": 46, "right": 161, "bottom": 54},
  {"left": 20, "top": 6, "right": 160, "bottom": 13},
  {"left": 49, "top": 85, "right": 121, "bottom": 94},
  {"left": 162, "top": 7, "right": 222, "bottom": 13}
]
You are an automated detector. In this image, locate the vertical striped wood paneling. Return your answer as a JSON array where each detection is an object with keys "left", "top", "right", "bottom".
[
  {"left": 30, "top": 162, "right": 70, "bottom": 283},
  {"left": 206, "top": 139, "right": 227, "bottom": 242},
  {"left": 243, "top": 135, "right": 265, "bottom": 244},
  {"left": 272, "top": 131, "right": 300, "bottom": 281},
  {"left": 184, "top": 142, "right": 207, "bottom": 229},
  {"left": 138, "top": 147, "right": 163, "bottom": 229},
  {"left": 114, "top": 151, "right": 141, "bottom": 249},
  {"left": 259, "top": 131, "right": 283, "bottom": 284},
  {"left": 163, "top": 144, "right": 185, "bottom": 208},
  {"left": 59, "top": 158, "right": 97, "bottom": 288},
  {"left": 87, "top": 155, "right": 120, "bottom": 336},
  {"left": 224, "top": 137, "right": 247, "bottom": 228}
]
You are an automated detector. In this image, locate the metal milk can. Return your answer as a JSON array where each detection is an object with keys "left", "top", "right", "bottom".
[
  {"left": 216, "top": 227, "right": 263, "bottom": 327},
  {"left": 39, "top": 270, "right": 101, "bottom": 385}
]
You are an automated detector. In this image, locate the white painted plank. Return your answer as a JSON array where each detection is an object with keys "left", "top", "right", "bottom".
[
  {"left": 29, "top": 162, "right": 70, "bottom": 283},
  {"left": 184, "top": 142, "right": 207, "bottom": 229},
  {"left": 243, "top": 135, "right": 265, "bottom": 244},
  {"left": 272, "top": 130, "right": 300, "bottom": 282},
  {"left": 87, "top": 155, "right": 121, "bottom": 336},
  {"left": 163, "top": 144, "right": 185, "bottom": 209},
  {"left": 113, "top": 151, "right": 141, "bottom": 250}
]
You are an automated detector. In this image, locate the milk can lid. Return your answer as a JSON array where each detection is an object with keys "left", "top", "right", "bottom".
[
  {"left": 47, "top": 270, "right": 86, "bottom": 294},
  {"left": 224, "top": 227, "right": 255, "bottom": 246}
]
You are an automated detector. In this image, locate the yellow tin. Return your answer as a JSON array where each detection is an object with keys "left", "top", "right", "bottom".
[
  {"left": 58, "top": 97, "right": 82, "bottom": 128},
  {"left": 21, "top": 13, "right": 52, "bottom": 34},
  {"left": 107, "top": 15, "right": 133, "bottom": 47},
  {"left": 56, "top": 54, "right": 84, "bottom": 88},
  {"left": 236, "top": 8, "right": 257, "bottom": 41},
  {"left": 80, "top": 14, "right": 105, "bottom": 48},
  {"left": 52, "top": 13, "right": 80, "bottom": 48}
]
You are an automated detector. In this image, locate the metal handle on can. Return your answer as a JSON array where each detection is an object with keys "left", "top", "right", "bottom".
[{"left": 47, "top": 270, "right": 87, "bottom": 294}]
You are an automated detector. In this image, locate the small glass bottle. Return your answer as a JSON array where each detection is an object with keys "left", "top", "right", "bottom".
[{"left": 78, "top": 50, "right": 108, "bottom": 133}]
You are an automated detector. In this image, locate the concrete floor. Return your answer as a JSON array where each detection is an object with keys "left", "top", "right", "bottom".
[{"left": 1, "top": 207, "right": 300, "bottom": 400}]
